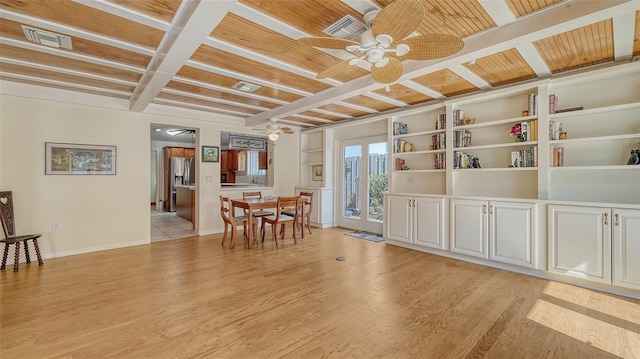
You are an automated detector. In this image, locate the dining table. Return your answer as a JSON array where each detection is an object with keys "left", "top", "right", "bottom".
[
  {"left": 231, "top": 196, "right": 305, "bottom": 248},
  {"left": 231, "top": 197, "right": 277, "bottom": 249}
]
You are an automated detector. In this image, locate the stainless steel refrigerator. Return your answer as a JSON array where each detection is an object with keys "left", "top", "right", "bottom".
[{"left": 168, "top": 157, "right": 195, "bottom": 212}]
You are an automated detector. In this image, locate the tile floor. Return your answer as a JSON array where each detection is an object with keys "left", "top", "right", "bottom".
[{"left": 150, "top": 208, "right": 195, "bottom": 241}]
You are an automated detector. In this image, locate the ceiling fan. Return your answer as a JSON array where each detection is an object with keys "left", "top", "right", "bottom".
[
  {"left": 253, "top": 118, "right": 294, "bottom": 141},
  {"left": 298, "top": 0, "right": 464, "bottom": 84}
]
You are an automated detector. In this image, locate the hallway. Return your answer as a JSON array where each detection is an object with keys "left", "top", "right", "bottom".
[{"left": 150, "top": 208, "right": 195, "bottom": 241}]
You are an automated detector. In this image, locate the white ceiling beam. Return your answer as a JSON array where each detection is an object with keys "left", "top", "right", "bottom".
[
  {"left": 516, "top": 43, "right": 552, "bottom": 78},
  {"left": 130, "top": 0, "right": 236, "bottom": 112},
  {"left": 340, "top": 0, "right": 380, "bottom": 15},
  {"left": 246, "top": 0, "right": 635, "bottom": 126},
  {"left": 613, "top": 12, "right": 636, "bottom": 61},
  {"left": 152, "top": 98, "right": 251, "bottom": 117},
  {"left": 364, "top": 91, "right": 408, "bottom": 107},
  {"left": 401, "top": 80, "right": 445, "bottom": 100},
  {"left": 172, "top": 76, "right": 289, "bottom": 106},
  {"left": 71, "top": 0, "right": 170, "bottom": 31},
  {"left": 288, "top": 114, "right": 335, "bottom": 124},
  {"left": 160, "top": 88, "right": 271, "bottom": 112},
  {"left": 0, "top": 73, "right": 132, "bottom": 97},
  {"left": 449, "top": 64, "right": 492, "bottom": 90},
  {"left": 0, "top": 57, "right": 137, "bottom": 86},
  {"left": 186, "top": 60, "right": 313, "bottom": 97},
  {"left": 477, "top": 0, "right": 516, "bottom": 26},
  {"left": 0, "top": 9, "right": 155, "bottom": 56},
  {"left": 0, "top": 37, "right": 144, "bottom": 73},
  {"left": 144, "top": 102, "right": 244, "bottom": 125},
  {"left": 335, "top": 101, "right": 378, "bottom": 113},
  {"left": 309, "top": 109, "right": 352, "bottom": 119}
]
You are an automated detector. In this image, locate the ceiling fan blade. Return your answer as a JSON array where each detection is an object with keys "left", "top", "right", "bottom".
[
  {"left": 399, "top": 34, "right": 465, "bottom": 60},
  {"left": 372, "top": 0, "right": 424, "bottom": 44},
  {"left": 370, "top": 57, "right": 402, "bottom": 84},
  {"left": 316, "top": 59, "right": 353, "bottom": 79},
  {"left": 281, "top": 127, "right": 294, "bottom": 134},
  {"left": 298, "top": 37, "right": 360, "bottom": 50}
]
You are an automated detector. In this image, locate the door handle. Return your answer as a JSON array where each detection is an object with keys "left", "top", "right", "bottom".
[
  {"left": 604, "top": 213, "right": 608, "bottom": 225},
  {"left": 614, "top": 213, "right": 619, "bottom": 226}
]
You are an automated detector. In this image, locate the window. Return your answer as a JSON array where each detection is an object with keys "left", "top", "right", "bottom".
[{"left": 247, "top": 151, "right": 265, "bottom": 176}]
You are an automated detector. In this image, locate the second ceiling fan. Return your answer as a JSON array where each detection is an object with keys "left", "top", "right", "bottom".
[{"left": 298, "top": 0, "right": 465, "bottom": 84}]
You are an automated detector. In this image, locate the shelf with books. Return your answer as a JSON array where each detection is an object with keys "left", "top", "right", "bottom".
[{"left": 392, "top": 149, "right": 446, "bottom": 156}]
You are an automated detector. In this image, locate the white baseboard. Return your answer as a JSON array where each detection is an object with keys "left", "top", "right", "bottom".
[{"left": 38, "top": 239, "right": 149, "bottom": 261}]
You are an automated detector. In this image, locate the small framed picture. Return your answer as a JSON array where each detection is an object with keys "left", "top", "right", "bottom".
[
  {"left": 202, "top": 146, "right": 219, "bottom": 162},
  {"left": 312, "top": 164, "right": 323, "bottom": 181}
]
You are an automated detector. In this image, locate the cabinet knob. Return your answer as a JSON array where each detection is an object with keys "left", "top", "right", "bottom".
[
  {"left": 614, "top": 213, "right": 619, "bottom": 226},
  {"left": 604, "top": 213, "right": 608, "bottom": 225},
  {"left": 490, "top": 205, "right": 493, "bottom": 215},
  {"left": 483, "top": 205, "right": 487, "bottom": 214}
]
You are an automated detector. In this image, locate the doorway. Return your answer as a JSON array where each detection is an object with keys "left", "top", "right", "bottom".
[{"left": 339, "top": 135, "right": 388, "bottom": 233}]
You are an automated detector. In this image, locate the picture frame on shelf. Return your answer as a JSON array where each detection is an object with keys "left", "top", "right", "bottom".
[
  {"left": 202, "top": 145, "right": 219, "bottom": 162},
  {"left": 312, "top": 165, "right": 323, "bottom": 181},
  {"left": 45, "top": 142, "right": 116, "bottom": 175}
]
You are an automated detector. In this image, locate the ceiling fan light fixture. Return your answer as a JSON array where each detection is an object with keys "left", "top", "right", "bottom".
[
  {"left": 268, "top": 133, "right": 279, "bottom": 141},
  {"left": 348, "top": 58, "right": 362, "bottom": 66},
  {"left": 396, "top": 43, "right": 410, "bottom": 56},
  {"left": 375, "top": 33, "right": 393, "bottom": 46}
]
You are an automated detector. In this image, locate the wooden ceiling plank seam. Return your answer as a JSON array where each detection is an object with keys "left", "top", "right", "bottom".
[
  {"left": 203, "top": 37, "right": 343, "bottom": 87},
  {"left": 0, "top": 37, "right": 145, "bottom": 73},
  {"left": 289, "top": 114, "right": 334, "bottom": 123},
  {"left": 161, "top": 87, "right": 272, "bottom": 112},
  {"left": 69, "top": 0, "right": 170, "bottom": 31},
  {"left": 515, "top": 42, "right": 552, "bottom": 77},
  {"left": 0, "top": 9, "right": 156, "bottom": 56},
  {"left": 400, "top": 1, "right": 635, "bottom": 82},
  {"left": 477, "top": 0, "right": 517, "bottom": 27},
  {"left": 448, "top": 63, "right": 492, "bottom": 89},
  {"left": 0, "top": 57, "right": 138, "bottom": 87},
  {"left": 130, "top": 0, "right": 236, "bottom": 111},
  {"left": 401, "top": 80, "right": 445, "bottom": 99},
  {"left": 185, "top": 59, "right": 314, "bottom": 97},
  {"left": 171, "top": 76, "right": 289, "bottom": 106},
  {"left": 0, "top": 71, "right": 132, "bottom": 97},
  {"left": 310, "top": 108, "right": 353, "bottom": 119},
  {"left": 153, "top": 97, "right": 254, "bottom": 117},
  {"left": 335, "top": 101, "right": 378, "bottom": 114}
]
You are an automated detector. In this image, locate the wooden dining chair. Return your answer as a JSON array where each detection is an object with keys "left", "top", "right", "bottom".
[
  {"left": 261, "top": 196, "right": 300, "bottom": 248},
  {"left": 281, "top": 192, "right": 313, "bottom": 238},
  {"left": 0, "top": 191, "right": 44, "bottom": 272},
  {"left": 242, "top": 191, "right": 274, "bottom": 219},
  {"left": 219, "top": 195, "right": 257, "bottom": 249}
]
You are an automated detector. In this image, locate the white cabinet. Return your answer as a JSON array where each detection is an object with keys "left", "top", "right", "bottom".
[
  {"left": 451, "top": 198, "right": 536, "bottom": 268},
  {"left": 612, "top": 209, "right": 640, "bottom": 290},
  {"left": 294, "top": 187, "right": 333, "bottom": 228},
  {"left": 385, "top": 194, "right": 445, "bottom": 249},
  {"left": 548, "top": 205, "right": 612, "bottom": 284}
]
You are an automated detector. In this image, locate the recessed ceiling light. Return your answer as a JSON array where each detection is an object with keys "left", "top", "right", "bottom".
[
  {"left": 155, "top": 128, "right": 162, "bottom": 132},
  {"left": 232, "top": 81, "right": 261, "bottom": 93}
]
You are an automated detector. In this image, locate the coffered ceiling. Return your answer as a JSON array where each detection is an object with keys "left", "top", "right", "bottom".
[{"left": 1, "top": 0, "right": 638, "bottom": 131}]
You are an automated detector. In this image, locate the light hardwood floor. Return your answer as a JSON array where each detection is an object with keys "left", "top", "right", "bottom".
[{"left": 1, "top": 227, "right": 638, "bottom": 358}]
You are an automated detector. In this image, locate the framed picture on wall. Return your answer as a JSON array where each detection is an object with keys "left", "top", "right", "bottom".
[
  {"left": 312, "top": 164, "right": 323, "bottom": 181},
  {"left": 45, "top": 142, "right": 116, "bottom": 175},
  {"left": 202, "top": 145, "right": 219, "bottom": 162},
  {"left": 229, "top": 135, "right": 249, "bottom": 149}
]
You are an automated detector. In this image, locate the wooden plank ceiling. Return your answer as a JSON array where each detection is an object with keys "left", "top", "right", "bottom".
[{"left": 0, "top": 0, "right": 638, "bottom": 131}]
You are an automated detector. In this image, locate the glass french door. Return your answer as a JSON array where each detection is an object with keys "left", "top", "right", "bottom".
[{"left": 339, "top": 135, "right": 388, "bottom": 233}]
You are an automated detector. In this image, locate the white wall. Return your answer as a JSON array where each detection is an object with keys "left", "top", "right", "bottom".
[{"left": 0, "top": 93, "right": 300, "bottom": 262}]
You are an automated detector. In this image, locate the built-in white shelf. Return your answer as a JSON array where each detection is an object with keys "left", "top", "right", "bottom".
[
  {"left": 393, "top": 128, "right": 446, "bottom": 138},
  {"left": 453, "top": 115, "right": 538, "bottom": 130},
  {"left": 550, "top": 102, "right": 640, "bottom": 119},
  {"left": 455, "top": 141, "right": 538, "bottom": 151},
  {"left": 393, "top": 169, "right": 446, "bottom": 173},
  {"left": 393, "top": 149, "right": 446, "bottom": 156},
  {"left": 550, "top": 134, "right": 640, "bottom": 145},
  {"left": 453, "top": 167, "right": 538, "bottom": 172}
]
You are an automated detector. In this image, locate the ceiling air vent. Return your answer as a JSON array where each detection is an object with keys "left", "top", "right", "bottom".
[
  {"left": 323, "top": 15, "right": 367, "bottom": 40},
  {"left": 232, "top": 81, "right": 261, "bottom": 93},
  {"left": 21, "top": 25, "right": 72, "bottom": 50}
]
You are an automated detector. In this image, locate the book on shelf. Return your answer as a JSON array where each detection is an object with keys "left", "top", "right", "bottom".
[
  {"left": 434, "top": 153, "right": 446, "bottom": 169},
  {"left": 551, "top": 146, "right": 564, "bottom": 167},
  {"left": 453, "top": 129, "right": 472, "bottom": 148},
  {"left": 530, "top": 120, "right": 537, "bottom": 141},
  {"left": 453, "top": 109, "right": 465, "bottom": 126},
  {"left": 520, "top": 121, "right": 529, "bottom": 142},
  {"left": 511, "top": 147, "right": 537, "bottom": 168},
  {"left": 394, "top": 158, "right": 406, "bottom": 170},
  {"left": 435, "top": 113, "right": 446, "bottom": 130},
  {"left": 549, "top": 120, "right": 562, "bottom": 140},
  {"left": 549, "top": 94, "right": 557, "bottom": 114},
  {"left": 393, "top": 122, "right": 408, "bottom": 135},
  {"left": 454, "top": 151, "right": 477, "bottom": 169},
  {"left": 431, "top": 133, "right": 446, "bottom": 150},
  {"left": 528, "top": 94, "right": 538, "bottom": 116}
]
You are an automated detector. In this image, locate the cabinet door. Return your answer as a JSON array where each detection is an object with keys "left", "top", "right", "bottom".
[
  {"left": 227, "top": 150, "right": 238, "bottom": 170},
  {"left": 220, "top": 151, "right": 228, "bottom": 169},
  {"left": 451, "top": 199, "right": 488, "bottom": 258},
  {"left": 612, "top": 208, "right": 640, "bottom": 290},
  {"left": 414, "top": 197, "right": 445, "bottom": 249},
  {"left": 258, "top": 151, "right": 267, "bottom": 169},
  {"left": 237, "top": 151, "right": 247, "bottom": 171},
  {"left": 385, "top": 195, "right": 412, "bottom": 243},
  {"left": 169, "top": 147, "right": 184, "bottom": 158},
  {"left": 548, "top": 205, "right": 612, "bottom": 284},
  {"left": 490, "top": 201, "right": 535, "bottom": 268},
  {"left": 185, "top": 148, "right": 195, "bottom": 159}
]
